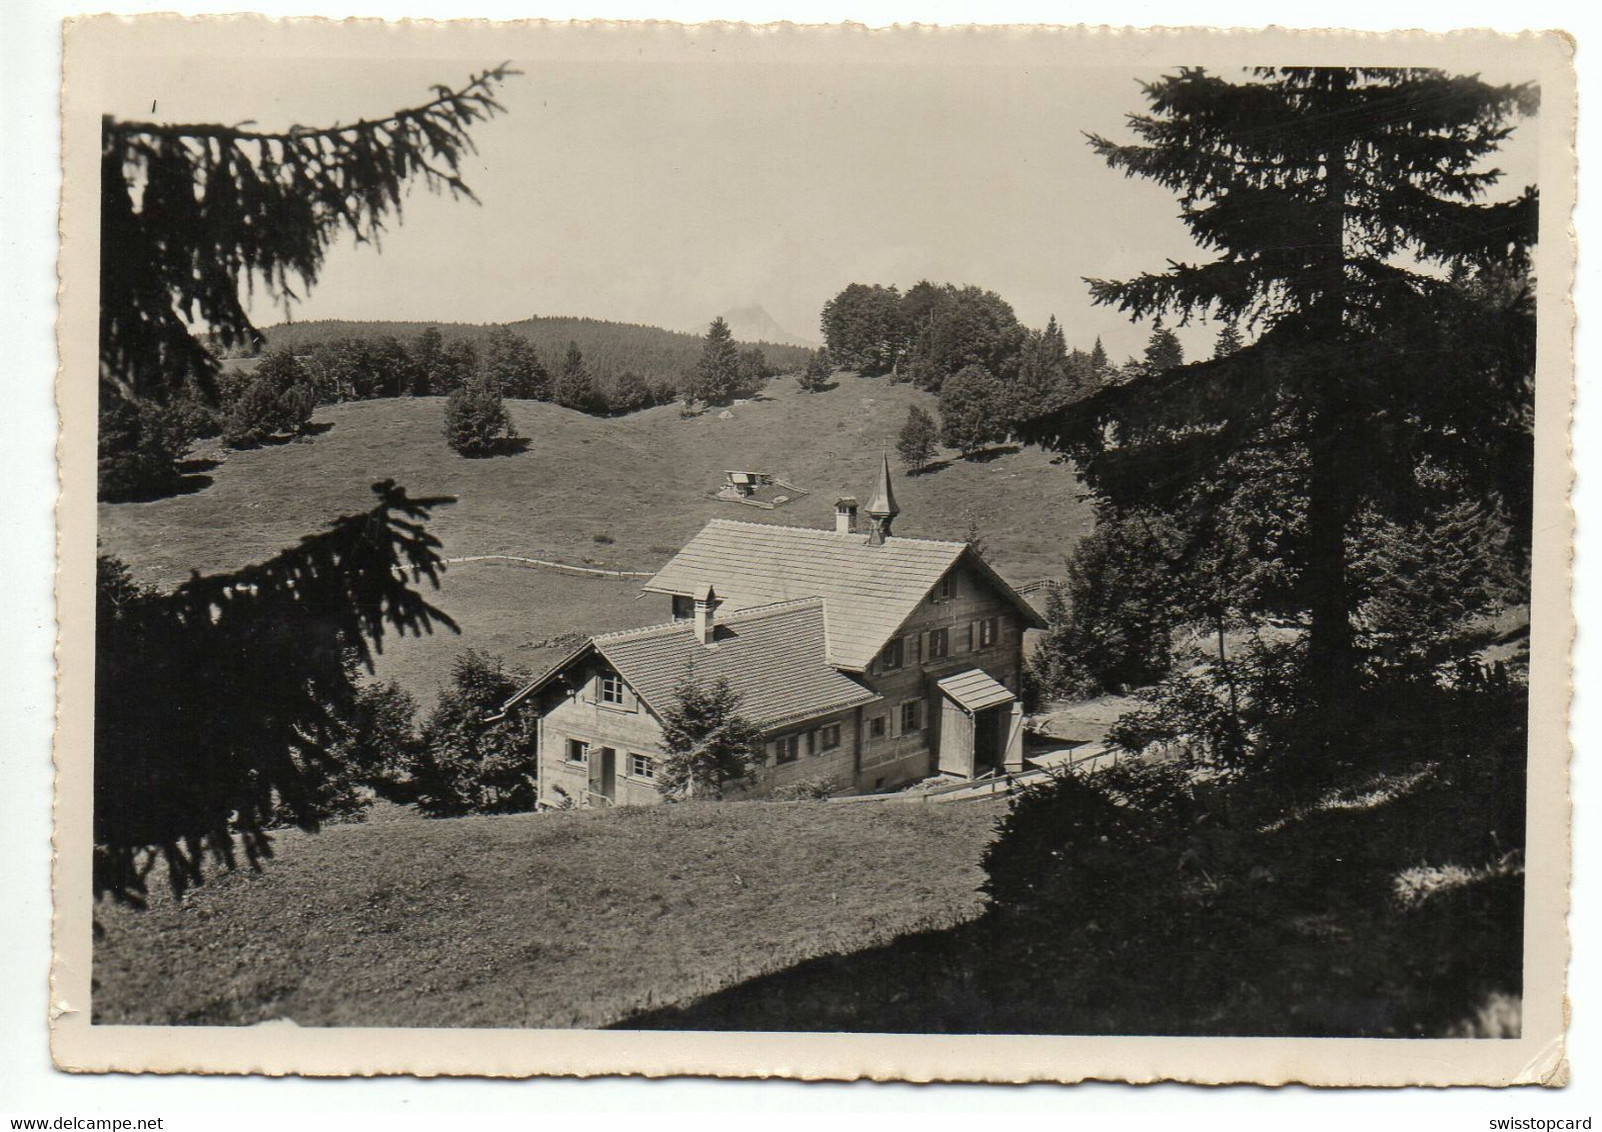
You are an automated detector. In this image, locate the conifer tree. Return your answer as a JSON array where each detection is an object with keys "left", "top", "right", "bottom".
[
  {"left": 220, "top": 349, "right": 317, "bottom": 448},
  {"left": 797, "top": 347, "right": 834, "bottom": 393},
  {"left": 412, "top": 650, "right": 539, "bottom": 817},
  {"left": 409, "top": 328, "right": 447, "bottom": 396},
  {"left": 1020, "top": 67, "right": 1537, "bottom": 756},
  {"left": 95, "top": 483, "right": 458, "bottom": 902},
  {"left": 553, "top": 340, "right": 597, "bottom": 412},
  {"left": 443, "top": 373, "right": 515, "bottom": 455},
  {"left": 98, "top": 65, "right": 516, "bottom": 494},
  {"left": 1142, "top": 320, "right": 1184, "bottom": 375},
  {"left": 695, "top": 316, "right": 743, "bottom": 405},
  {"left": 1213, "top": 322, "right": 1245, "bottom": 360},
  {"left": 1088, "top": 336, "right": 1112, "bottom": 384},
  {"left": 1011, "top": 317, "right": 1071, "bottom": 423},
  {"left": 895, "top": 405, "right": 940, "bottom": 473},
  {"left": 657, "top": 677, "right": 764, "bottom": 800},
  {"left": 93, "top": 69, "right": 512, "bottom": 898},
  {"left": 482, "top": 325, "right": 550, "bottom": 400},
  {"left": 939, "top": 365, "right": 1009, "bottom": 456}
]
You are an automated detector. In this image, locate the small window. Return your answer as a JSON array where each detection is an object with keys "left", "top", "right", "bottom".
[
  {"left": 931, "top": 575, "right": 953, "bottom": 602},
  {"left": 599, "top": 673, "right": 626, "bottom": 705},
  {"left": 927, "top": 627, "right": 949, "bottom": 659},
  {"left": 819, "top": 724, "right": 841, "bottom": 751},
  {"left": 868, "top": 715, "right": 887, "bottom": 740},
  {"left": 979, "top": 617, "right": 999, "bottom": 648},
  {"left": 566, "top": 738, "right": 590, "bottom": 765},
  {"left": 775, "top": 735, "right": 801, "bottom": 764},
  {"left": 672, "top": 595, "right": 694, "bottom": 620},
  {"left": 629, "top": 753, "right": 655, "bottom": 780},
  {"left": 900, "top": 700, "right": 923, "bottom": 733},
  {"left": 879, "top": 637, "right": 904, "bottom": 671}
]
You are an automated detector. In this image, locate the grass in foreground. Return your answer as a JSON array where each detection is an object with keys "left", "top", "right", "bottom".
[
  {"left": 621, "top": 756, "right": 1524, "bottom": 1037},
  {"left": 92, "top": 797, "right": 1004, "bottom": 1028}
]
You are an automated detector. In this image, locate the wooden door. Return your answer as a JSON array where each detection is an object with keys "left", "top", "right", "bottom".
[
  {"left": 590, "top": 746, "right": 617, "bottom": 804},
  {"left": 937, "top": 696, "right": 975, "bottom": 778}
]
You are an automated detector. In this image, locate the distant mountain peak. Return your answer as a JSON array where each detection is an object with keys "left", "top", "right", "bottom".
[{"left": 716, "top": 305, "right": 817, "bottom": 348}]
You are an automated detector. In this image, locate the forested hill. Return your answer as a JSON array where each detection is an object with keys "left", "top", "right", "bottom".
[{"left": 252, "top": 316, "right": 814, "bottom": 380}]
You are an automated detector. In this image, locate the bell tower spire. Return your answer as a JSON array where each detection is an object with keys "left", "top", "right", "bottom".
[{"left": 865, "top": 451, "right": 899, "bottom": 545}]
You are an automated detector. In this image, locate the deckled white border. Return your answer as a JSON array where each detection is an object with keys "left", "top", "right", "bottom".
[{"left": 47, "top": 16, "right": 1576, "bottom": 1085}]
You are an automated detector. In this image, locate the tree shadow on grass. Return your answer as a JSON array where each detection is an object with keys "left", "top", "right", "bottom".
[
  {"left": 961, "top": 444, "right": 1022, "bottom": 463},
  {"left": 461, "top": 436, "right": 532, "bottom": 458},
  {"left": 106, "top": 467, "right": 216, "bottom": 503},
  {"left": 612, "top": 867, "right": 1523, "bottom": 1037},
  {"left": 612, "top": 765, "right": 1526, "bottom": 1038}
]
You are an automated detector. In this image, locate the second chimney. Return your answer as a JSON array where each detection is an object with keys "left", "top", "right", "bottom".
[
  {"left": 692, "top": 581, "right": 721, "bottom": 646},
  {"left": 834, "top": 497, "right": 859, "bottom": 535}
]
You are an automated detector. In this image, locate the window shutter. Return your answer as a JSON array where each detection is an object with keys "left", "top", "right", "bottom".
[{"left": 622, "top": 684, "right": 638, "bottom": 712}]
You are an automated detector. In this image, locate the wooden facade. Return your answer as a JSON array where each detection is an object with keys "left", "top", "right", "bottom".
[{"left": 528, "top": 554, "right": 1033, "bottom": 807}]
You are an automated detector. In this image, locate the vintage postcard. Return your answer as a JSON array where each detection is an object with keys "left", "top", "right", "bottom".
[{"left": 52, "top": 18, "right": 1575, "bottom": 1084}]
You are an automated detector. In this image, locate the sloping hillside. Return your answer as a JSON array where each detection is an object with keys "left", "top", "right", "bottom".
[
  {"left": 97, "top": 374, "right": 1095, "bottom": 701},
  {"left": 92, "top": 797, "right": 1004, "bottom": 1028}
]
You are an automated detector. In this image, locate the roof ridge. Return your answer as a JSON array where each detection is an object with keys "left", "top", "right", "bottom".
[
  {"left": 703, "top": 516, "right": 968, "bottom": 548},
  {"left": 589, "top": 596, "right": 826, "bottom": 645}
]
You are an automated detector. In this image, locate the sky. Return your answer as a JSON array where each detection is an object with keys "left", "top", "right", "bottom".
[{"left": 100, "top": 38, "right": 1541, "bottom": 364}]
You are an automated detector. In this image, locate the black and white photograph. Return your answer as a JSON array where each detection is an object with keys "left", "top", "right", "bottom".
[{"left": 47, "top": 18, "right": 1574, "bottom": 1084}]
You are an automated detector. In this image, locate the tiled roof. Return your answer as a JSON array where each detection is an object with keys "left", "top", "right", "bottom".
[
  {"left": 593, "top": 599, "right": 880, "bottom": 730},
  {"left": 642, "top": 518, "right": 1041, "bottom": 670},
  {"left": 937, "top": 668, "right": 1016, "bottom": 713}
]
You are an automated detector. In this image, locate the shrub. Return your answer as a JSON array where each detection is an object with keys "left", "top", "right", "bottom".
[
  {"left": 443, "top": 374, "right": 515, "bottom": 456},
  {"left": 981, "top": 759, "right": 1199, "bottom": 914},
  {"left": 770, "top": 775, "right": 839, "bottom": 801},
  {"left": 220, "top": 350, "right": 318, "bottom": 448},
  {"left": 97, "top": 395, "right": 195, "bottom": 501}
]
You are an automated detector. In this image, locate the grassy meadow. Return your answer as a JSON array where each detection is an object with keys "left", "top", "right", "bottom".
[
  {"left": 92, "top": 797, "right": 1005, "bottom": 1028},
  {"left": 623, "top": 758, "right": 1525, "bottom": 1038},
  {"left": 98, "top": 373, "right": 1095, "bottom": 701}
]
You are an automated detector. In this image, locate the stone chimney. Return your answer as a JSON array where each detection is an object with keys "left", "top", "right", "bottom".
[
  {"left": 692, "top": 581, "right": 721, "bottom": 646},
  {"left": 834, "top": 496, "right": 859, "bottom": 535},
  {"left": 865, "top": 452, "right": 900, "bottom": 546}
]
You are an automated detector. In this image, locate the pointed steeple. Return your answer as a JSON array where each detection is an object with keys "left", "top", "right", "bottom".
[{"left": 865, "top": 451, "right": 899, "bottom": 545}]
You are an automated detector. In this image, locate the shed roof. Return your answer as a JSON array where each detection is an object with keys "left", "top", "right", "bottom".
[
  {"left": 643, "top": 518, "right": 1043, "bottom": 670},
  {"left": 937, "top": 668, "right": 1017, "bottom": 713}
]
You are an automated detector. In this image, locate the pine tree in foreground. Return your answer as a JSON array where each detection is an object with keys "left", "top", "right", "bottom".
[
  {"left": 94, "top": 69, "right": 510, "bottom": 899},
  {"left": 1020, "top": 66, "right": 1536, "bottom": 762},
  {"left": 98, "top": 64, "right": 516, "bottom": 497}
]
